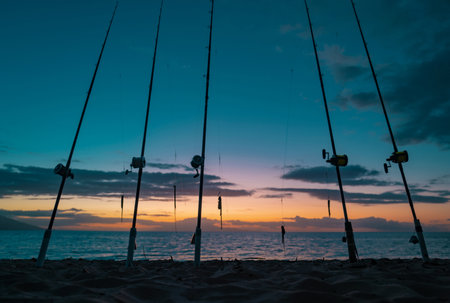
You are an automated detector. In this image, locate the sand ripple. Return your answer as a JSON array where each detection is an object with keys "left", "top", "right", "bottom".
[{"left": 0, "top": 258, "right": 449, "bottom": 302}]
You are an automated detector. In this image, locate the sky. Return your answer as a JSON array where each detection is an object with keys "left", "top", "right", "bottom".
[{"left": 1, "top": 0, "right": 449, "bottom": 233}]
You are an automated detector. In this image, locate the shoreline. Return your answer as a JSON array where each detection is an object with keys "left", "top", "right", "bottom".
[{"left": 1, "top": 258, "right": 449, "bottom": 302}]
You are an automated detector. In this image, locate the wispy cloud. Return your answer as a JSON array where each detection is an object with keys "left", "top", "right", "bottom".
[
  {"left": 319, "top": 44, "right": 367, "bottom": 83},
  {"left": 266, "top": 187, "right": 448, "bottom": 205},
  {"left": 0, "top": 145, "right": 8, "bottom": 153},
  {"left": 279, "top": 23, "right": 309, "bottom": 39}
]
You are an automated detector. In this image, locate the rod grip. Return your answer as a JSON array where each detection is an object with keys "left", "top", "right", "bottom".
[
  {"left": 126, "top": 227, "right": 137, "bottom": 267},
  {"left": 194, "top": 227, "right": 202, "bottom": 267},
  {"left": 36, "top": 229, "right": 52, "bottom": 267},
  {"left": 414, "top": 219, "right": 429, "bottom": 261}
]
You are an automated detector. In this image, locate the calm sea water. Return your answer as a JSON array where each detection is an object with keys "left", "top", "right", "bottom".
[{"left": 0, "top": 231, "right": 449, "bottom": 260}]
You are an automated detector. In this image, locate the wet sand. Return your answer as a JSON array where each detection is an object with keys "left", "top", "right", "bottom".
[{"left": 1, "top": 258, "right": 449, "bottom": 302}]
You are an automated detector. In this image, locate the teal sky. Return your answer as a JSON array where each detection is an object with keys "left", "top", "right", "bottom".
[{"left": 1, "top": 0, "right": 449, "bottom": 232}]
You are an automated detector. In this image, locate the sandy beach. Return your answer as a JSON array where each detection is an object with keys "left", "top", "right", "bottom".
[{"left": 1, "top": 258, "right": 449, "bottom": 302}]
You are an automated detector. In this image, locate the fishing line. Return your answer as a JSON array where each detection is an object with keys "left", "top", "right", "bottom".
[
  {"left": 325, "top": 165, "right": 331, "bottom": 217},
  {"left": 173, "top": 149, "right": 177, "bottom": 233},
  {"left": 280, "top": 68, "right": 294, "bottom": 251}
]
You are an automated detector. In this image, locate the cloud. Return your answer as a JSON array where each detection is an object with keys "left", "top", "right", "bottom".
[
  {"left": 372, "top": 47, "right": 450, "bottom": 148},
  {"left": 281, "top": 164, "right": 398, "bottom": 187},
  {"left": 147, "top": 162, "right": 189, "bottom": 170},
  {"left": 335, "top": 90, "right": 378, "bottom": 110},
  {"left": 319, "top": 45, "right": 368, "bottom": 82},
  {"left": 258, "top": 193, "right": 292, "bottom": 199},
  {"left": 1, "top": 208, "right": 448, "bottom": 232},
  {"left": 329, "top": 1, "right": 450, "bottom": 149},
  {"left": 430, "top": 174, "right": 450, "bottom": 185},
  {"left": 280, "top": 23, "right": 303, "bottom": 34},
  {"left": 266, "top": 187, "right": 449, "bottom": 205},
  {"left": 0, "top": 164, "right": 252, "bottom": 199},
  {"left": 0, "top": 145, "right": 8, "bottom": 153},
  {"left": 279, "top": 23, "right": 309, "bottom": 39},
  {"left": 336, "top": 49, "right": 450, "bottom": 149}
]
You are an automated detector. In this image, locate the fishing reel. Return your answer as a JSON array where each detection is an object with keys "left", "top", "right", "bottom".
[
  {"left": 383, "top": 150, "right": 408, "bottom": 173},
  {"left": 190, "top": 155, "right": 203, "bottom": 178},
  {"left": 322, "top": 149, "right": 348, "bottom": 167},
  {"left": 125, "top": 156, "right": 146, "bottom": 174},
  {"left": 54, "top": 163, "right": 74, "bottom": 179}
]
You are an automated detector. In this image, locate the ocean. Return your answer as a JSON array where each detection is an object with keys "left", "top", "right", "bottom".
[{"left": 1, "top": 231, "right": 449, "bottom": 261}]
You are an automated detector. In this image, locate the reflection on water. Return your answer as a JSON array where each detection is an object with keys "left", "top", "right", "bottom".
[{"left": 0, "top": 231, "right": 449, "bottom": 260}]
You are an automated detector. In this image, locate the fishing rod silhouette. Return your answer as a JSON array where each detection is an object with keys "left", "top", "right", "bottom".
[
  {"left": 304, "top": 0, "right": 358, "bottom": 263},
  {"left": 190, "top": 0, "right": 215, "bottom": 268},
  {"left": 350, "top": 0, "right": 429, "bottom": 261},
  {"left": 125, "top": 0, "right": 164, "bottom": 267},
  {"left": 35, "top": 2, "right": 118, "bottom": 268}
]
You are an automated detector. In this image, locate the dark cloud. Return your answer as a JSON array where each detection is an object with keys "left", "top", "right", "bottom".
[
  {"left": 281, "top": 165, "right": 398, "bottom": 187},
  {"left": 266, "top": 187, "right": 448, "bottom": 205},
  {"left": 1, "top": 208, "right": 448, "bottom": 232},
  {"left": 383, "top": 49, "right": 450, "bottom": 148},
  {"left": 147, "top": 163, "right": 189, "bottom": 170},
  {"left": 283, "top": 216, "right": 417, "bottom": 232},
  {"left": 331, "top": 1, "right": 450, "bottom": 149},
  {"left": 258, "top": 193, "right": 292, "bottom": 199},
  {"left": 430, "top": 174, "right": 450, "bottom": 185},
  {"left": 0, "top": 164, "right": 252, "bottom": 199},
  {"left": 0, "top": 208, "right": 82, "bottom": 219},
  {"left": 333, "top": 48, "right": 450, "bottom": 148},
  {"left": 335, "top": 91, "right": 378, "bottom": 109}
]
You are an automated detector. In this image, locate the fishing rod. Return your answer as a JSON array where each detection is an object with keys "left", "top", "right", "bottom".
[
  {"left": 126, "top": 0, "right": 164, "bottom": 267},
  {"left": 350, "top": 0, "right": 429, "bottom": 261},
  {"left": 173, "top": 185, "right": 177, "bottom": 232},
  {"left": 35, "top": 2, "right": 118, "bottom": 267},
  {"left": 218, "top": 193, "right": 222, "bottom": 230},
  {"left": 304, "top": 0, "right": 358, "bottom": 262},
  {"left": 121, "top": 194, "right": 124, "bottom": 222},
  {"left": 190, "top": 0, "right": 214, "bottom": 267}
]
